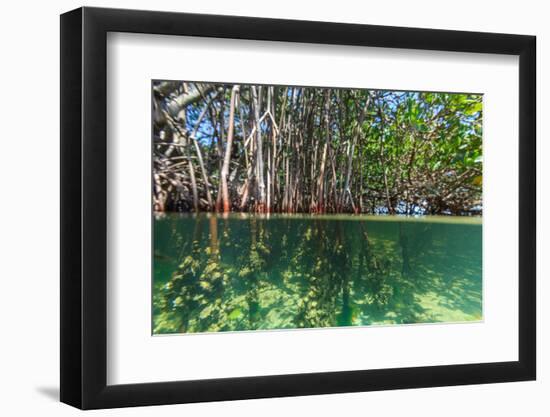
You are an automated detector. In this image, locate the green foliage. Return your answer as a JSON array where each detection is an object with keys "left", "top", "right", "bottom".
[{"left": 153, "top": 82, "right": 482, "bottom": 215}]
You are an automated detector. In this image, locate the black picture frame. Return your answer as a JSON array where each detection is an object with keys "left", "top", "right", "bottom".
[{"left": 60, "top": 6, "right": 536, "bottom": 410}]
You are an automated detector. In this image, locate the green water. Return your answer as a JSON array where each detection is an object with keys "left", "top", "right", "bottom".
[{"left": 153, "top": 214, "right": 482, "bottom": 334}]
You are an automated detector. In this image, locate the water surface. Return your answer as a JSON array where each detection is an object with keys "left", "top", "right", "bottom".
[{"left": 153, "top": 214, "right": 482, "bottom": 334}]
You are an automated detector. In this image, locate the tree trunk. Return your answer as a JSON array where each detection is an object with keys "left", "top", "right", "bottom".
[
  {"left": 251, "top": 86, "right": 266, "bottom": 212},
  {"left": 316, "top": 90, "right": 331, "bottom": 213},
  {"left": 219, "top": 85, "right": 240, "bottom": 212}
]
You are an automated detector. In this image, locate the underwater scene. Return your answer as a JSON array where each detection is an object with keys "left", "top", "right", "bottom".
[
  {"left": 153, "top": 214, "right": 482, "bottom": 334},
  {"left": 152, "top": 81, "right": 483, "bottom": 335}
]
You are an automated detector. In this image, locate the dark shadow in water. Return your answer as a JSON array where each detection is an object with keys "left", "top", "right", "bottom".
[{"left": 153, "top": 214, "right": 482, "bottom": 334}]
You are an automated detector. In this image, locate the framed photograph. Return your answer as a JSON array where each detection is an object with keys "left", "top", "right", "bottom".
[{"left": 60, "top": 6, "right": 536, "bottom": 409}]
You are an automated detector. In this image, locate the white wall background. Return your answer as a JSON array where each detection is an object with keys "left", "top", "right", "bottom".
[{"left": 0, "top": 0, "right": 546, "bottom": 415}]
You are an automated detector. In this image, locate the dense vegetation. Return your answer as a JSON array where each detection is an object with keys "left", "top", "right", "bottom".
[{"left": 153, "top": 82, "right": 482, "bottom": 215}]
